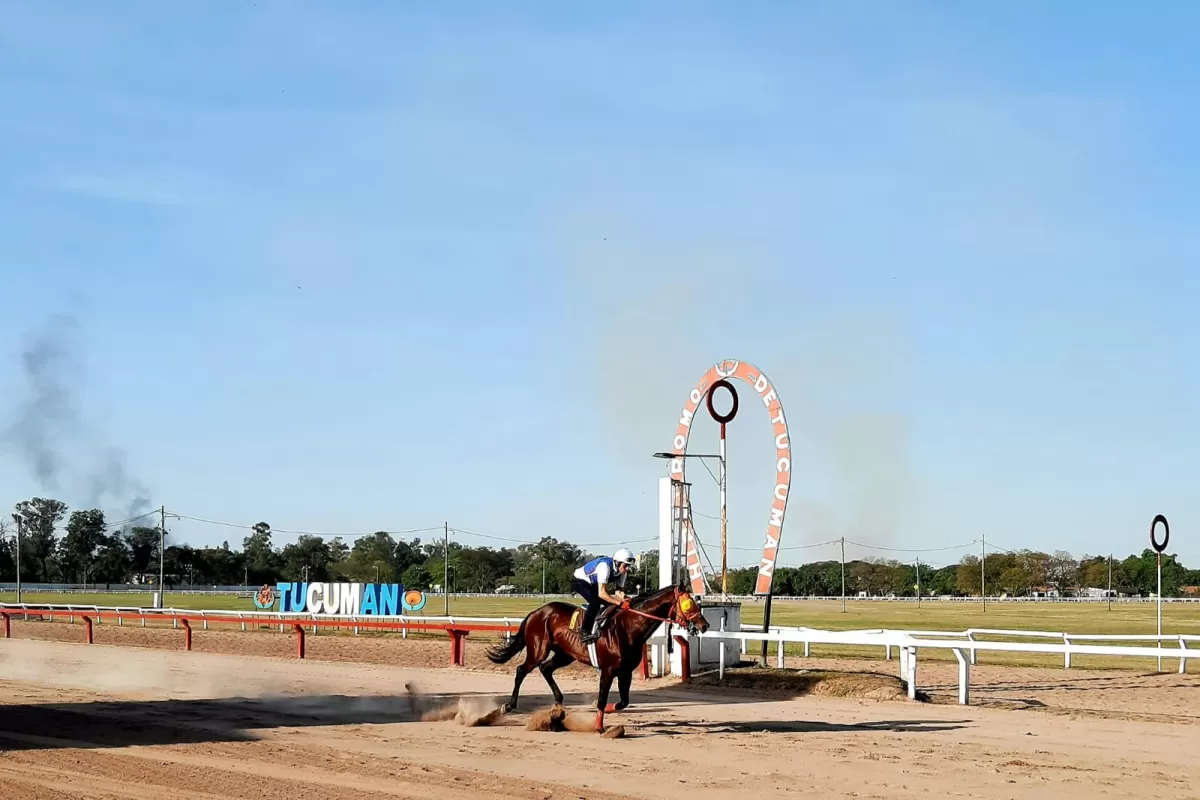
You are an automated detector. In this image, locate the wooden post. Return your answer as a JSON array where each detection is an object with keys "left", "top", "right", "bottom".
[
  {"left": 181, "top": 618, "right": 192, "bottom": 651},
  {"left": 448, "top": 629, "right": 468, "bottom": 666},
  {"left": 83, "top": 615, "right": 94, "bottom": 645},
  {"left": 673, "top": 635, "right": 691, "bottom": 682},
  {"left": 294, "top": 623, "right": 306, "bottom": 659}
]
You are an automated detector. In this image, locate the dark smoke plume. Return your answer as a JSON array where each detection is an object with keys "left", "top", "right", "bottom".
[
  {"left": 3, "top": 314, "right": 153, "bottom": 517},
  {"left": 4, "top": 314, "right": 79, "bottom": 490}
]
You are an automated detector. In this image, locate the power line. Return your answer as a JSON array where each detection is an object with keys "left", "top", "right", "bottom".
[
  {"left": 169, "top": 512, "right": 444, "bottom": 539},
  {"left": 166, "top": 513, "right": 656, "bottom": 551},
  {"left": 844, "top": 539, "right": 978, "bottom": 554},
  {"left": 103, "top": 509, "right": 161, "bottom": 530},
  {"left": 451, "top": 526, "right": 657, "bottom": 550}
]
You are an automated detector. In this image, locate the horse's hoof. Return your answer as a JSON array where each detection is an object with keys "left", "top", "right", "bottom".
[
  {"left": 594, "top": 711, "right": 605, "bottom": 733},
  {"left": 501, "top": 703, "right": 515, "bottom": 714}
]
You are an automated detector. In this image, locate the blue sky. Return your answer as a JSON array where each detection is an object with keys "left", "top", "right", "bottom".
[{"left": 0, "top": 2, "right": 1196, "bottom": 570}]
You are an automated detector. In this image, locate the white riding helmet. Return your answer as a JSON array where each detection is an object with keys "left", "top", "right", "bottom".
[{"left": 613, "top": 548, "right": 636, "bottom": 566}]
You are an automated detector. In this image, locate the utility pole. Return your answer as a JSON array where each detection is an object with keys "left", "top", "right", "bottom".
[
  {"left": 541, "top": 553, "right": 546, "bottom": 595},
  {"left": 719, "top": 422, "right": 728, "bottom": 597},
  {"left": 443, "top": 521, "right": 450, "bottom": 615},
  {"left": 1107, "top": 554, "right": 1113, "bottom": 611},
  {"left": 980, "top": 534, "right": 987, "bottom": 613},
  {"left": 916, "top": 556, "right": 922, "bottom": 609},
  {"left": 840, "top": 537, "right": 847, "bottom": 613},
  {"left": 159, "top": 505, "right": 167, "bottom": 609},
  {"left": 14, "top": 516, "right": 22, "bottom": 604}
]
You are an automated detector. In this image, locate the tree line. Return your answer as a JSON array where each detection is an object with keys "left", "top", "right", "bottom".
[
  {"left": 723, "top": 548, "right": 1200, "bottom": 598},
  {"left": 0, "top": 497, "right": 661, "bottom": 592},
  {"left": 2, "top": 496, "right": 1197, "bottom": 597}
]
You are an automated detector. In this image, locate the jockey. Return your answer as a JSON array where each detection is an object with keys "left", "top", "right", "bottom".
[{"left": 571, "top": 548, "right": 637, "bottom": 643}]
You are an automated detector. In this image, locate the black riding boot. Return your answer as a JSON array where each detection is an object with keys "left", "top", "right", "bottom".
[{"left": 573, "top": 579, "right": 602, "bottom": 643}]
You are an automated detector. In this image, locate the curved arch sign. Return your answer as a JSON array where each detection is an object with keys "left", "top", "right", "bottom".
[{"left": 667, "top": 359, "right": 791, "bottom": 596}]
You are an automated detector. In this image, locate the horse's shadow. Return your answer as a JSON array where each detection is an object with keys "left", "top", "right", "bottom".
[{"left": 642, "top": 718, "right": 970, "bottom": 735}]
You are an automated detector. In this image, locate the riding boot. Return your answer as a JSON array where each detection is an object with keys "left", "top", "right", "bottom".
[{"left": 581, "top": 617, "right": 600, "bottom": 644}]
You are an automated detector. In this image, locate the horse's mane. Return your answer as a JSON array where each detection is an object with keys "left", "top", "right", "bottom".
[{"left": 630, "top": 583, "right": 682, "bottom": 609}]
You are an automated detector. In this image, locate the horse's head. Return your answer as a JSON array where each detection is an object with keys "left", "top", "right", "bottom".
[{"left": 670, "top": 587, "right": 709, "bottom": 636}]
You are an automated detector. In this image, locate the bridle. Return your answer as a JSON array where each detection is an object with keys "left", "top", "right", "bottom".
[{"left": 620, "top": 586, "right": 704, "bottom": 631}]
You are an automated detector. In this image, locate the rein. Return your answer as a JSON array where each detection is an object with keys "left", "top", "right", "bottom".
[{"left": 617, "top": 588, "right": 697, "bottom": 627}]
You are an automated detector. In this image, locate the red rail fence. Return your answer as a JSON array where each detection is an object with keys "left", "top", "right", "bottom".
[{"left": 0, "top": 609, "right": 653, "bottom": 677}]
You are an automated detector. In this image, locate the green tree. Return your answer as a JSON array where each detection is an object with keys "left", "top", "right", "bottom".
[
  {"left": 242, "top": 526, "right": 282, "bottom": 584},
  {"left": 281, "top": 535, "right": 334, "bottom": 581},
  {"left": 92, "top": 533, "right": 132, "bottom": 584},
  {"left": 956, "top": 555, "right": 982, "bottom": 595},
  {"left": 401, "top": 563, "right": 432, "bottom": 590},
  {"left": 456, "top": 546, "right": 514, "bottom": 592},
  {"left": 191, "top": 542, "right": 242, "bottom": 585},
  {"left": 122, "top": 526, "right": 160, "bottom": 582},
  {"left": 925, "top": 565, "right": 957, "bottom": 596},
  {"left": 0, "top": 519, "right": 15, "bottom": 581},
  {"left": 1046, "top": 550, "right": 1079, "bottom": 593},
  {"left": 505, "top": 537, "right": 586, "bottom": 594},
  {"left": 393, "top": 538, "right": 424, "bottom": 576},
  {"left": 60, "top": 508, "right": 108, "bottom": 583},
  {"left": 342, "top": 532, "right": 398, "bottom": 582},
  {"left": 163, "top": 544, "right": 198, "bottom": 586},
  {"left": 13, "top": 497, "right": 68, "bottom": 582},
  {"left": 635, "top": 549, "right": 660, "bottom": 594}
]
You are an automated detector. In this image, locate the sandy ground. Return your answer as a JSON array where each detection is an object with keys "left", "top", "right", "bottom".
[{"left": 0, "top": 621, "right": 1198, "bottom": 798}]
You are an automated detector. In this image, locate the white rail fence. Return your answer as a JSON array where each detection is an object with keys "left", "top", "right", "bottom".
[
  {"left": 736, "top": 624, "right": 1200, "bottom": 672},
  {"left": 680, "top": 623, "right": 1200, "bottom": 705},
  {"left": 0, "top": 603, "right": 522, "bottom": 637},
  {"left": 4, "top": 603, "right": 1198, "bottom": 706},
  {"left": 3, "top": 586, "right": 1199, "bottom": 603}
]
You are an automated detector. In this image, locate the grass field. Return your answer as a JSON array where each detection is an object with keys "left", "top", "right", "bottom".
[{"left": 3, "top": 591, "right": 1196, "bottom": 672}]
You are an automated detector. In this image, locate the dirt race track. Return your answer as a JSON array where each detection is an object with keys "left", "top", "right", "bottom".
[{"left": 0, "top": 622, "right": 1198, "bottom": 799}]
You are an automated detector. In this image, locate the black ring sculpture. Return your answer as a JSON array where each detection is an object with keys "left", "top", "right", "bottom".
[
  {"left": 1150, "top": 514, "right": 1170, "bottom": 554},
  {"left": 706, "top": 379, "right": 739, "bottom": 424}
]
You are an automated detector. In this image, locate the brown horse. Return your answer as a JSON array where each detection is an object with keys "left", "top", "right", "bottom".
[{"left": 486, "top": 583, "right": 709, "bottom": 732}]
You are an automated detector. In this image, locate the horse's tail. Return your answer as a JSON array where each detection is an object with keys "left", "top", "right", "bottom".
[{"left": 485, "top": 613, "right": 529, "bottom": 664}]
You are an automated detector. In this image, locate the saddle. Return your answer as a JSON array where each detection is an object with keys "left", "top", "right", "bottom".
[{"left": 569, "top": 603, "right": 619, "bottom": 635}]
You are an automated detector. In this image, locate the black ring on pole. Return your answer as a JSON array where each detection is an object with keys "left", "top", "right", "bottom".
[
  {"left": 1150, "top": 514, "right": 1169, "bottom": 554},
  {"left": 706, "top": 379, "right": 739, "bottom": 424}
]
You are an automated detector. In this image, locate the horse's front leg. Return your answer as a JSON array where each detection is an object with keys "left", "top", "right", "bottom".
[
  {"left": 613, "top": 668, "right": 632, "bottom": 712},
  {"left": 594, "top": 668, "right": 615, "bottom": 733}
]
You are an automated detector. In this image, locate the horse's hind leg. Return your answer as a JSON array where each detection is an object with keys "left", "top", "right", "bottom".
[
  {"left": 610, "top": 668, "right": 632, "bottom": 712},
  {"left": 539, "top": 649, "right": 573, "bottom": 706},
  {"left": 505, "top": 629, "right": 549, "bottom": 713}
]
